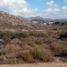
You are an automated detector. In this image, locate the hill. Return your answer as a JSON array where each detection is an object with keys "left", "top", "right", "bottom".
[
  {"left": 0, "top": 11, "right": 33, "bottom": 31},
  {"left": 0, "top": 12, "right": 67, "bottom": 64}
]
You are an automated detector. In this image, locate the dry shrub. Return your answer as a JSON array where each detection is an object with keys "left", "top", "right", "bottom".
[
  {"left": 15, "top": 48, "right": 35, "bottom": 63},
  {"left": 60, "top": 57, "right": 67, "bottom": 62},
  {"left": 51, "top": 43, "right": 67, "bottom": 57},
  {"left": 41, "top": 50, "right": 54, "bottom": 62}
]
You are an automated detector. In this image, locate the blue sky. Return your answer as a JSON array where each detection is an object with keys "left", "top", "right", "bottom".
[
  {"left": 0, "top": 0, "right": 67, "bottom": 19},
  {"left": 27, "top": 0, "right": 46, "bottom": 10}
]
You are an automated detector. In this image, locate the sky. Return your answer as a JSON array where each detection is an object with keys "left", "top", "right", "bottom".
[{"left": 0, "top": 0, "right": 67, "bottom": 19}]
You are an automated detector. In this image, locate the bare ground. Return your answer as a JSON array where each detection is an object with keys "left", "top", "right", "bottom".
[{"left": 0, "top": 63, "right": 67, "bottom": 67}]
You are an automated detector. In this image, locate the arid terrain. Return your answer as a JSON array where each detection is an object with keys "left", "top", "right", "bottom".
[
  {"left": 0, "top": 12, "right": 67, "bottom": 65},
  {"left": 0, "top": 63, "right": 67, "bottom": 67}
]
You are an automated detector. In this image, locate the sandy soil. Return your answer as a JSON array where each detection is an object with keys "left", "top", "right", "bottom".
[{"left": 0, "top": 63, "right": 67, "bottom": 67}]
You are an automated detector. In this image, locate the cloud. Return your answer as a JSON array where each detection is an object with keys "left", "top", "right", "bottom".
[
  {"left": 64, "top": 0, "right": 67, "bottom": 2},
  {"left": 47, "top": 0, "right": 54, "bottom": 6},
  {"left": 0, "top": 0, "right": 38, "bottom": 17},
  {"left": 0, "top": 0, "right": 67, "bottom": 18},
  {"left": 46, "top": 0, "right": 60, "bottom": 13},
  {"left": 37, "top": 0, "right": 67, "bottom": 18},
  {"left": 62, "top": 6, "right": 67, "bottom": 10}
]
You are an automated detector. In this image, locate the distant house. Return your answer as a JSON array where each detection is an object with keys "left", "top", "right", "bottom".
[
  {"left": 32, "top": 21, "right": 39, "bottom": 24},
  {"left": 48, "top": 22, "right": 54, "bottom": 25}
]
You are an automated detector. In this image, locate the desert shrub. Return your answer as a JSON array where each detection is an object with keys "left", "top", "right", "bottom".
[
  {"left": 10, "top": 32, "right": 28, "bottom": 39},
  {"left": 0, "top": 31, "right": 5, "bottom": 38},
  {"left": 0, "top": 31, "right": 28, "bottom": 39},
  {"left": 0, "top": 56, "right": 4, "bottom": 64},
  {"left": 33, "top": 47, "right": 53, "bottom": 62},
  {"left": 58, "top": 32, "right": 67, "bottom": 40},
  {"left": 16, "top": 49, "right": 34, "bottom": 63},
  {"left": 34, "top": 38, "right": 45, "bottom": 45},
  {"left": 33, "top": 47, "right": 41, "bottom": 59},
  {"left": 40, "top": 50, "right": 54, "bottom": 62},
  {"left": 0, "top": 31, "right": 13, "bottom": 39},
  {"left": 0, "top": 55, "right": 8, "bottom": 64},
  {"left": 51, "top": 43, "right": 67, "bottom": 57},
  {"left": 0, "top": 31, "right": 48, "bottom": 39},
  {"left": 29, "top": 32, "right": 48, "bottom": 37},
  {"left": 60, "top": 58, "right": 67, "bottom": 62}
]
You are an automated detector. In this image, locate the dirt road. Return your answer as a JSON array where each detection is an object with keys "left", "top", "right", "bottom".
[{"left": 0, "top": 63, "right": 67, "bottom": 67}]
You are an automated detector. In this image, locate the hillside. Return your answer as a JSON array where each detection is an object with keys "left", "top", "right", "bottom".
[
  {"left": 0, "top": 12, "right": 33, "bottom": 31},
  {"left": 0, "top": 12, "right": 67, "bottom": 64}
]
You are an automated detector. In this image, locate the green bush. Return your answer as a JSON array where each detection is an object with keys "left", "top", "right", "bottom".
[
  {"left": 0, "top": 31, "right": 28, "bottom": 39},
  {"left": 0, "top": 31, "right": 48, "bottom": 39},
  {"left": 33, "top": 47, "right": 41, "bottom": 59},
  {"left": 0, "top": 31, "right": 5, "bottom": 38},
  {"left": 10, "top": 32, "right": 28, "bottom": 39},
  {"left": 33, "top": 47, "right": 54, "bottom": 62},
  {"left": 29, "top": 32, "right": 48, "bottom": 37}
]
